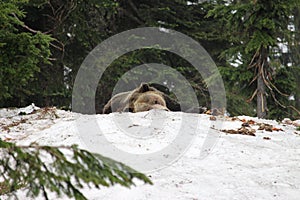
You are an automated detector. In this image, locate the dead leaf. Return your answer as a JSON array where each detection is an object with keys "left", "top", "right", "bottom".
[
  {"left": 272, "top": 127, "right": 283, "bottom": 132},
  {"left": 248, "top": 120, "right": 256, "bottom": 125},
  {"left": 209, "top": 116, "right": 217, "bottom": 121}
]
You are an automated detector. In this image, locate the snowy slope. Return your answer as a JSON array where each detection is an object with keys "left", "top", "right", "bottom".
[{"left": 1, "top": 105, "right": 300, "bottom": 200}]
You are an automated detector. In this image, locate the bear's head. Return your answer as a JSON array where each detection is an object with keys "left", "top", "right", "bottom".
[
  {"left": 133, "top": 91, "right": 169, "bottom": 112},
  {"left": 102, "top": 83, "right": 170, "bottom": 114},
  {"left": 128, "top": 83, "right": 169, "bottom": 112}
]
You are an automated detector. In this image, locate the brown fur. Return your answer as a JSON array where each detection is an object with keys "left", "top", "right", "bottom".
[
  {"left": 103, "top": 83, "right": 169, "bottom": 114},
  {"left": 133, "top": 92, "right": 169, "bottom": 112}
]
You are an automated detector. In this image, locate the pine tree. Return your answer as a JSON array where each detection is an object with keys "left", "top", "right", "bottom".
[
  {"left": 208, "top": 0, "right": 300, "bottom": 118},
  {"left": 0, "top": 0, "right": 52, "bottom": 106}
]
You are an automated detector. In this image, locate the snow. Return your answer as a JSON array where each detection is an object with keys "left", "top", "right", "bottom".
[{"left": 1, "top": 105, "right": 300, "bottom": 200}]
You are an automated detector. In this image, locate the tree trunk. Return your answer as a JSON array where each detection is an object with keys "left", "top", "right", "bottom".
[
  {"left": 257, "top": 72, "right": 267, "bottom": 118},
  {"left": 257, "top": 47, "right": 268, "bottom": 118},
  {"left": 293, "top": 8, "right": 300, "bottom": 115}
]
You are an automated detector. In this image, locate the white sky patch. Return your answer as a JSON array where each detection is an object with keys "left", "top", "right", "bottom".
[
  {"left": 229, "top": 52, "right": 243, "bottom": 67},
  {"left": 187, "top": 1, "right": 195, "bottom": 5},
  {"left": 64, "top": 65, "right": 72, "bottom": 89},
  {"left": 187, "top": 0, "right": 206, "bottom": 5},
  {"left": 278, "top": 42, "right": 288, "bottom": 53},
  {"left": 288, "top": 24, "right": 295, "bottom": 32},
  {"left": 289, "top": 95, "right": 295, "bottom": 101}
]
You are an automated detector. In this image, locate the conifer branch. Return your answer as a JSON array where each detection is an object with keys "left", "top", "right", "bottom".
[{"left": 0, "top": 139, "right": 152, "bottom": 199}]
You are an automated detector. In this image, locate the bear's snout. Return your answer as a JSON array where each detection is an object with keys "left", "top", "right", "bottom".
[{"left": 150, "top": 104, "right": 170, "bottom": 111}]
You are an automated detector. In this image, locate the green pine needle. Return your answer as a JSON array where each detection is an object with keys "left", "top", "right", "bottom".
[{"left": 0, "top": 139, "right": 152, "bottom": 199}]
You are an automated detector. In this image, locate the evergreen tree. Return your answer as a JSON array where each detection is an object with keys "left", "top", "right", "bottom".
[
  {"left": 208, "top": 0, "right": 300, "bottom": 118},
  {"left": 21, "top": 0, "right": 119, "bottom": 108},
  {"left": 289, "top": 8, "right": 300, "bottom": 118},
  {"left": 0, "top": 0, "right": 52, "bottom": 107},
  {"left": 0, "top": 0, "right": 119, "bottom": 108}
]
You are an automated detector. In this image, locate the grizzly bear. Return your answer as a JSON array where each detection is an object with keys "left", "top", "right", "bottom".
[{"left": 103, "top": 83, "right": 170, "bottom": 114}]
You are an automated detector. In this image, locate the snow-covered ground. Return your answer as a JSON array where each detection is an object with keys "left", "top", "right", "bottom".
[{"left": 1, "top": 104, "right": 300, "bottom": 200}]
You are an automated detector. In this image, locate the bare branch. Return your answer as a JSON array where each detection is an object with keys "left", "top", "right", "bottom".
[
  {"left": 248, "top": 48, "right": 260, "bottom": 69},
  {"left": 268, "top": 81, "right": 289, "bottom": 96},
  {"left": 247, "top": 89, "right": 257, "bottom": 102},
  {"left": 12, "top": 13, "right": 39, "bottom": 34},
  {"left": 119, "top": 8, "right": 144, "bottom": 25},
  {"left": 248, "top": 72, "right": 259, "bottom": 85},
  {"left": 128, "top": 0, "right": 140, "bottom": 14},
  {"left": 269, "top": 89, "right": 286, "bottom": 108},
  {"left": 287, "top": 105, "right": 300, "bottom": 116},
  {"left": 50, "top": 42, "right": 63, "bottom": 51}
]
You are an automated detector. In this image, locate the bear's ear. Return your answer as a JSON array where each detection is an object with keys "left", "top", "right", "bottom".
[{"left": 137, "top": 83, "right": 150, "bottom": 93}]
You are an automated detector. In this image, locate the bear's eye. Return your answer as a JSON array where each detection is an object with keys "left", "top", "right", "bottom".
[{"left": 154, "top": 100, "right": 162, "bottom": 105}]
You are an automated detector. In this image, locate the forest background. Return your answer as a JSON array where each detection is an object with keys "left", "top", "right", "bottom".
[{"left": 1, "top": 0, "right": 300, "bottom": 120}]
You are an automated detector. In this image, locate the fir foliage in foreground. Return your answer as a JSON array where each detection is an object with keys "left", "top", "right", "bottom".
[{"left": 0, "top": 139, "right": 152, "bottom": 200}]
